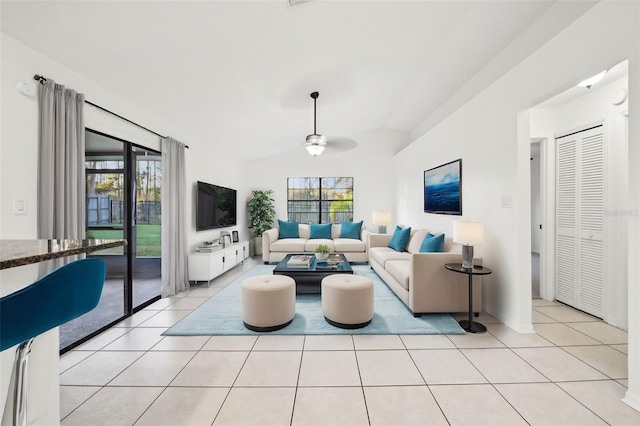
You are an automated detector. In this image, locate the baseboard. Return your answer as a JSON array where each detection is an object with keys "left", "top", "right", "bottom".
[
  {"left": 499, "top": 316, "right": 535, "bottom": 333},
  {"left": 508, "top": 323, "right": 536, "bottom": 333},
  {"left": 623, "top": 390, "right": 640, "bottom": 413}
]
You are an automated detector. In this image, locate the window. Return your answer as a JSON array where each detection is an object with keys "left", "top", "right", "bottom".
[{"left": 287, "top": 177, "right": 353, "bottom": 223}]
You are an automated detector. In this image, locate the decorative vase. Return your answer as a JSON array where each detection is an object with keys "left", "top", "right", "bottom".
[
  {"left": 254, "top": 236, "right": 263, "bottom": 256},
  {"left": 315, "top": 252, "right": 329, "bottom": 261}
]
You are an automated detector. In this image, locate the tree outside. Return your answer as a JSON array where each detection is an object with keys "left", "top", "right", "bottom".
[
  {"left": 86, "top": 158, "right": 162, "bottom": 256},
  {"left": 287, "top": 177, "right": 353, "bottom": 223}
]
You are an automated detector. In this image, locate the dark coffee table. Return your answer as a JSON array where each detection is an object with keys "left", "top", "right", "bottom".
[{"left": 273, "top": 253, "right": 353, "bottom": 293}]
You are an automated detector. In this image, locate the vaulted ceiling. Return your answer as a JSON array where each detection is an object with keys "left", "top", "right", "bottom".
[{"left": 1, "top": 1, "right": 597, "bottom": 159}]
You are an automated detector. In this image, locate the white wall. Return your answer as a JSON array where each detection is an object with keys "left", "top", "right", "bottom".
[
  {"left": 531, "top": 74, "right": 629, "bottom": 329},
  {"left": 393, "top": 5, "right": 639, "bottom": 411},
  {"left": 183, "top": 133, "right": 247, "bottom": 251},
  {"left": 244, "top": 127, "right": 408, "bottom": 229}
]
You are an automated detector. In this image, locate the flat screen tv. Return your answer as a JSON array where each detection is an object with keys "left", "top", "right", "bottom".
[
  {"left": 423, "top": 159, "right": 462, "bottom": 215},
  {"left": 196, "top": 181, "right": 237, "bottom": 231}
]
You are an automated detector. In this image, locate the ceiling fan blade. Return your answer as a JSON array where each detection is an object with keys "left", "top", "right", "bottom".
[{"left": 323, "top": 137, "right": 358, "bottom": 154}]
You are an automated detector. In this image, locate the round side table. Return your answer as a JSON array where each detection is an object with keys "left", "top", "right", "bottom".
[{"left": 444, "top": 263, "right": 492, "bottom": 333}]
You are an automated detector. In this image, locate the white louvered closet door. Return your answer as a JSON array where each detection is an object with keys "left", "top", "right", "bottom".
[{"left": 555, "top": 126, "right": 605, "bottom": 318}]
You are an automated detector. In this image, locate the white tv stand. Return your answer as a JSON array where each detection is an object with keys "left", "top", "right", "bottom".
[{"left": 188, "top": 241, "right": 250, "bottom": 285}]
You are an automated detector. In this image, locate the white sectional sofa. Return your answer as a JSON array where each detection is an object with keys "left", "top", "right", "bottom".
[
  {"left": 262, "top": 223, "right": 370, "bottom": 263},
  {"left": 368, "top": 229, "right": 482, "bottom": 316}
]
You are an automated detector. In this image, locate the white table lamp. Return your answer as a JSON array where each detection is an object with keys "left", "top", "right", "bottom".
[
  {"left": 372, "top": 210, "right": 392, "bottom": 234},
  {"left": 453, "top": 221, "right": 484, "bottom": 268}
]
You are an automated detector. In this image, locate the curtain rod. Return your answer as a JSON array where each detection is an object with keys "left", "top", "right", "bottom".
[{"left": 33, "top": 74, "right": 189, "bottom": 149}]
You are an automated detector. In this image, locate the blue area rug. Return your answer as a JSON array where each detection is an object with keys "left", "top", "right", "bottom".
[{"left": 164, "top": 265, "right": 464, "bottom": 335}]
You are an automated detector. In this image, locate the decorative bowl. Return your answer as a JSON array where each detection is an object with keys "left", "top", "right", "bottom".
[{"left": 315, "top": 252, "right": 330, "bottom": 261}]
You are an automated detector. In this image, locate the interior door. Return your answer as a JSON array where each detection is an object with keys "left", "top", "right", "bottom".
[{"left": 555, "top": 125, "right": 605, "bottom": 318}]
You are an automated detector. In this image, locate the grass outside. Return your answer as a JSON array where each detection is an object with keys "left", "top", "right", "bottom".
[{"left": 88, "top": 224, "right": 161, "bottom": 257}]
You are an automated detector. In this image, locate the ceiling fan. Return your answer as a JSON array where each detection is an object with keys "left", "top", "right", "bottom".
[
  {"left": 304, "top": 91, "right": 357, "bottom": 157},
  {"left": 305, "top": 92, "right": 327, "bottom": 156}
]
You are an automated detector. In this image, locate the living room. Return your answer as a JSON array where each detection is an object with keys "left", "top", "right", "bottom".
[{"left": 1, "top": 1, "right": 639, "bottom": 424}]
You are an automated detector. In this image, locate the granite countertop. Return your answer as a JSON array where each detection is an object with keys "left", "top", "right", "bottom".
[{"left": 0, "top": 239, "right": 127, "bottom": 269}]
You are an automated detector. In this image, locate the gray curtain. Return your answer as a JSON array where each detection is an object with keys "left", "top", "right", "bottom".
[
  {"left": 38, "top": 79, "right": 85, "bottom": 241},
  {"left": 161, "top": 136, "right": 188, "bottom": 296}
]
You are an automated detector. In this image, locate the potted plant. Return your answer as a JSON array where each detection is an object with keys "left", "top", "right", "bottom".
[
  {"left": 247, "top": 190, "right": 276, "bottom": 256},
  {"left": 314, "top": 244, "right": 330, "bottom": 260}
]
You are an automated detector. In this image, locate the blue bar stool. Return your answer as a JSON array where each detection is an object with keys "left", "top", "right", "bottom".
[{"left": 0, "top": 258, "right": 106, "bottom": 426}]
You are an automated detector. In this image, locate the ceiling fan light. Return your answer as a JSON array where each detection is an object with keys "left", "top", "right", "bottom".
[
  {"left": 305, "top": 143, "right": 325, "bottom": 157},
  {"left": 577, "top": 70, "right": 607, "bottom": 89},
  {"left": 305, "top": 134, "right": 326, "bottom": 157}
]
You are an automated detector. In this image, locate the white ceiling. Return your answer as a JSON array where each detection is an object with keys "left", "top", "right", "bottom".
[{"left": 1, "top": 1, "right": 598, "bottom": 160}]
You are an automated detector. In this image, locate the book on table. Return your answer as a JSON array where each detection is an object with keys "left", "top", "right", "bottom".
[{"left": 287, "top": 255, "right": 313, "bottom": 267}]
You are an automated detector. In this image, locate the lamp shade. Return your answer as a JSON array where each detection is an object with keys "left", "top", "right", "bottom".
[
  {"left": 453, "top": 221, "right": 484, "bottom": 245},
  {"left": 372, "top": 210, "right": 392, "bottom": 226}
]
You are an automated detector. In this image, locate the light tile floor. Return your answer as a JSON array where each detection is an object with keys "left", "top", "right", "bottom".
[{"left": 60, "top": 258, "right": 640, "bottom": 425}]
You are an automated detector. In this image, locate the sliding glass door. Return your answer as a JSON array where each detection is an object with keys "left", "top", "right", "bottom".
[
  {"left": 132, "top": 145, "right": 162, "bottom": 307},
  {"left": 59, "top": 130, "right": 162, "bottom": 351}
]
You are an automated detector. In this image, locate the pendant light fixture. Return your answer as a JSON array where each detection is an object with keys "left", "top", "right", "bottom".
[{"left": 305, "top": 92, "right": 327, "bottom": 157}]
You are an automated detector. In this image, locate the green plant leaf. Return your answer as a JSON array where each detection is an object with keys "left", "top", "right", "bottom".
[{"left": 247, "top": 189, "right": 276, "bottom": 236}]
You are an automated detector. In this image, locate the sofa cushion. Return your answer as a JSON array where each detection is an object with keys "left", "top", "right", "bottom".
[
  {"left": 298, "top": 224, "right": 311, "bottom": 239},
  {"left": 420, "top": 233, "right": 445, "bottom": 252},
  {"left": 444, "top": 237, "right": 460, "bottom": 253},
  {"left": 270, "top": 238, "right": 306, "bottom": 252},
  {"left": 310, "top": 223, "right": 332, "bottom": 239},
  {"left": 305, "top": 239, "right": 335, "bottom": 252},
  {"left": 278, "top": 220, "right": 299, "bottom": 239},
  {"left": 388, "top": 226, "right": 411, "bottom": 252},
  {"left": 386, "top": 260, "right": 410, "bottom": 291},
  {"left": 339, "top": 221, "right": 363, "bottom": 239},
  {"left": 334, "top": 238, "right": 365, "bottom": 253},
  {"left": 407, "top": 229, "right": 429, "bottom": 254},
  {"left": 331, "top": 224, "right": 341, "bottom": 239},
  {"left": 369, "top": 246, "right": 411, "bottom": 267}
]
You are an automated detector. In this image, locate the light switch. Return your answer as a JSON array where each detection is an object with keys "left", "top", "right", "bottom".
[
  {"left": 501, "top": 195, "right": 512, "bottom": 208},
  {"left": 13, "top": 198, "right": 27, "bottom": 215}
]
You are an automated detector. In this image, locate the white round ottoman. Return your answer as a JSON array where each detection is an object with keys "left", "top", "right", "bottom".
[
  {"left": 241, "top": 275, "right": 296, "bottom": 332},
  {"left": 321, "top": 274, "right": 374, "bottom": 329}
]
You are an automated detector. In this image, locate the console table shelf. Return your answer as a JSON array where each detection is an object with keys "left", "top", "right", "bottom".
[{"left": 188, "top": 241, "right": 249, "bottom": 285}]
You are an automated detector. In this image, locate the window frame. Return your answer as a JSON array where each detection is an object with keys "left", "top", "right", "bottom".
[{"left": 287, "top": 177, "right": 354, "bottom": 224}]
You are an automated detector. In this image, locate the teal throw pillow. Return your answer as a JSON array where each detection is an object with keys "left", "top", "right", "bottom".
[
  {"left": 419, "top": 233, "right": 445, "bottom": 252},
  {"left": 339, "top": 221, "right": 363, "bottom": 239},
  {"left": 310, "top": 223, "right": 332, "bottom": 239},
  {"left": 278, "top": 220, "right": 299, "bottom": 239},
  {"left": 388, "top": 226, "right": 411, "bottom": 252}
]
